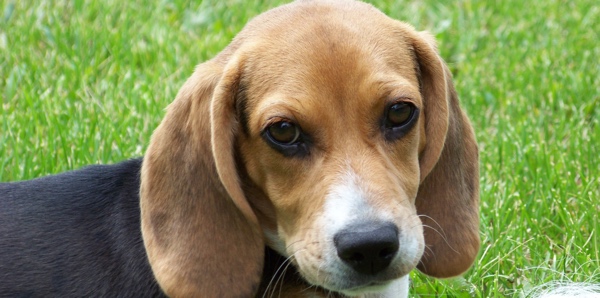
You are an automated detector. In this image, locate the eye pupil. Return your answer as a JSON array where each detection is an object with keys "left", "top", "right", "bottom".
[
  {"left": 387, "top": 102, "right": 413, "bottom": 127},
  {"left": 268, "top": 121, "right": 300, "bottom": 144}
]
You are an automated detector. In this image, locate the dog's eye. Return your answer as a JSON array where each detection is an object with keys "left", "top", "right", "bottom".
[
  {"left": 383, "top": 101, "right": 418, "bottom": 141},
  {"left": 263, "top": 121, "right": 310, "bottom": 157},
  {"left": 386, "top": 102, "right": 414, "bottom": 127},
  {"left": 267, "top": 121, "right": 300, "bottom": 144}
]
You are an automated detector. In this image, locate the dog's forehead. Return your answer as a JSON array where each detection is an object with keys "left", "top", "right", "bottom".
[
  {"left": 237, "top": 0, "right": 390, "bottom": 40},
  {"left": 238, "top": 1, "right": 417, "bottom": 72},
  {"left": 234, "top": 1, "right": 422, "bottom": 127}
]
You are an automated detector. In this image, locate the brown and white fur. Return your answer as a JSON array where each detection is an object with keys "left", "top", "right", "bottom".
[
  {"left": 142, "top": 0, "right": 479, "bottom": 296},
  {"left": 0, "top": 0, "right": 479, "bottom": 297}
]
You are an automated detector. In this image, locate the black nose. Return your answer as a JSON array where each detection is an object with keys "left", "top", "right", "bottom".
[{"left": 333, "top": 222, "right": 399, "bottom": 275}]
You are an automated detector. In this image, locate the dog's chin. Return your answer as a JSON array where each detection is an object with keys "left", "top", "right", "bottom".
[
  {"left": 297, "top": 265, "right": 408, "bottom": 297},
  {"left": 336, "top": 280, "right": 395, "bottom": 297}
]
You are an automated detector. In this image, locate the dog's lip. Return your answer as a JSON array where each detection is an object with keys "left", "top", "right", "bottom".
[{"left": 336, "top": 279, "right": 393, "bottom": 296}]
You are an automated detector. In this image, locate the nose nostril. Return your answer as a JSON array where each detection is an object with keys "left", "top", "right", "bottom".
[
  {"left": 379, "top": 247, "right": 396, "bottom": 259},
  {"left": 334, "top": 222, "right": 399, "bottom": 275}
]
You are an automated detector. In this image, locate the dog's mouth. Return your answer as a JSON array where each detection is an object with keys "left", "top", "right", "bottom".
[
  {"left": 337, "top": 280, "right": 394, "bottom": 296},
  {"left": 320, "top": 273, "right": 404, "bottom": 296},
  {"left": 295, "top": 256, "right": 406, "bottom": 295},
  {"left": 262, "top": 246, "right": 404, "bottom": 296}
]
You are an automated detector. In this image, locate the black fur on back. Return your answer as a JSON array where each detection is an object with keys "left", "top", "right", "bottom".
[{"left": 0, "top": 159, "right": 165, "bottom": 297}]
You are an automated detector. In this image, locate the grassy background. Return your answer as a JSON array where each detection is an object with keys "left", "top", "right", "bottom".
[{"left": 1, "top": 0, "right": 598, "bottom": 296}]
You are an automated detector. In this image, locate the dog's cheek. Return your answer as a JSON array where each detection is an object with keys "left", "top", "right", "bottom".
[
  {"left": 240, "top": 146, "right": 299, "bottom": 206},
  {"left": 385, "top": 134, "right": 422, "bottom": 202},
  {"left": 238, "top": 138, "right": 268, "bottom": 186},
  {"left": 239, "top": 139, "right": 310, "bottom": 224}
]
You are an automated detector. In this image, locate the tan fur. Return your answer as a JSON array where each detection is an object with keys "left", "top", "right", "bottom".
[
  {"left": 140, "top": 0, "right": 479, "bottom": 296},
  {"left": 140, "top": 62, "right": 263, "bottom": 296}
]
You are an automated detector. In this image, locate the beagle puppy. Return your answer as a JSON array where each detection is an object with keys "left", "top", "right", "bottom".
[{"left": 0, "top": 0, "right": 479, "bottom": 297}]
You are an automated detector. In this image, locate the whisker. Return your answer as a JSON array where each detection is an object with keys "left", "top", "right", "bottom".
[
  {"left": 273, "top": 257, "right": 298, "bottom": 298},
  {"left": 299, "top": 283, "right": 324, "bottom": 297},
  {"left": 262, "top": 252, "right": 300, "bottom": 298},
  {"left": 418, "top": 215, "right": 460, "bottom": 255}
]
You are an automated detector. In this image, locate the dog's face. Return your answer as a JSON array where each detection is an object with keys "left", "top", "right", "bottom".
[
  {"left": 235, "top": 4, "right": 427, "bottom": 295},
  {"left": 141, "top": 1, "right": 479, "bottom": 296}
]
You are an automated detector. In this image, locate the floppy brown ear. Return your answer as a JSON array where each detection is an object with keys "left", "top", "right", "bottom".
[
  {"left": 409, "top": 30, "right": 480, "bottom": 277},
  {"left": 140, "top": 55, "right": 264, "bottom": 296}
]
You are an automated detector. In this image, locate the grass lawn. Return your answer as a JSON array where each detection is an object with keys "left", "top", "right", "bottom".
[{"left": 1, "top": 0, "right": 598, "bottom": 296}]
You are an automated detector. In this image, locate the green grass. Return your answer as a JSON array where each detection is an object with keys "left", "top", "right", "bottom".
[{"left": 1, "top": 0, "right": 598, "bottom": 296}]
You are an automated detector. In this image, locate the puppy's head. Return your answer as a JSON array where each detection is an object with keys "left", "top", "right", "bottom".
[{"left": 141, "top": 0, "right": 479, "bottom": 296}]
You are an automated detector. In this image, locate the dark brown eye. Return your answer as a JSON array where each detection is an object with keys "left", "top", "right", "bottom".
[
  {"left": 386, "top": 102, "right": 414, "bottom": 127},
  {"left": 383, "top": 101, "right": 418, "bottom": 141},
  {"left": 263, "top": 120, "right": 310, "bottom": 157},
  {"left": 266, "top": 121, "right": 300, "bottom": 144}
]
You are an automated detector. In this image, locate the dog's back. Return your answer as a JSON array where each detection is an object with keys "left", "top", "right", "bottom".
[{"left": 0, "top": 158, "right": 164, "bottom": 297}]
